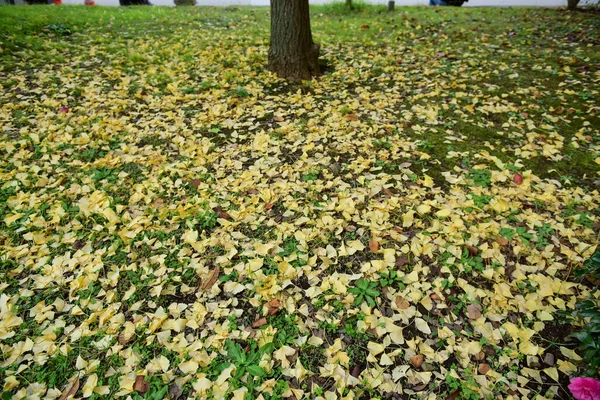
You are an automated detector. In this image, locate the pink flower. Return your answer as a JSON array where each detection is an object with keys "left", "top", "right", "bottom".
[{"left": 569, "top": 377, "right": 600, "bottom": 400}]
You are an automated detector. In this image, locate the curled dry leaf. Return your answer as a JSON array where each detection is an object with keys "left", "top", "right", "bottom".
[
  {"left": 58, "top": 375, "right": 80, "bottom": 400},
  {"left": 369, "top": 239, "right": 379, "bottom": 252},
  {"left": 265, "top": 202, "right": 274, "bottom": 210},
  {"left": 466, "top": 303, "right": 483, "bottom": 320},
  {"left": 410, "top": 354, "right": 424, "bottom": 368},
  {"left": 478, "top": 363, "right": 490, "bottom": 375},
  {"left": 252, "top": 317, "right": 267, "bottom": 328},
  {"left": 350, "top": 365, "right": 361, "bottom": 378},
  {"left": 395, "top": 296, "right": 410, "bottom": 310},
  {"left": 474, "top": 351, "right": 486, "bottom": 361},
  {"left": 134, "top": 376, "right": 150, "bottom": 394},
  {"left": 430, "top": 293, "right": 441, "bottom": 301},
  {"left": 200, "top": 266, "right": 220, "bottom": 291}
]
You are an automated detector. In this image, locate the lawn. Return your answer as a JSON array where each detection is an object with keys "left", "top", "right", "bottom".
[{"left": 1, "top": 3, "right": 600, "bottom": 400}]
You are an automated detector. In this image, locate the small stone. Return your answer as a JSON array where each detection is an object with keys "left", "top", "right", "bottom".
[{"left": 543, "top": 353, "right": 555, "bottom": 366}]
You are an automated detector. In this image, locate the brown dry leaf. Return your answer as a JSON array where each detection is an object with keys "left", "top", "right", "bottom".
[
  {"left": 369, "top": 239, "right": 379, "bottom": 252},
  {"left": 266, "top": 298, "right": 281, "bottom": 316},
  {"left": 395, "top": 296, "right": 410, "bottom": 310},
  {"left": 413, "top": 383, "right": 427, "bottom": 391},
  {"left": 213, "top": 207, "right": 230, "bottom": 220},
  {"left": 200, "top": 266, "right": 221, "bottom": 291},
  {"left": 360, "top": 24, "right": 369, "bottom": 30},
  {"left": 445, "top": 389, "right": 461, "bottom": 400},
  {"left": 465, "top": 245, "right": 478, "bottom": 256},
  {"left": 72, "top": 240, "right": 85, "bottom": 250},
  {"left": 496, "top": 235, "right": 509, "bottom": 246},
  {"left": 467, "top": 303, "right": 483, "bottom": 319},
  {"left": 169, "top": 383, "right": 183, "bottom": 400},
  {"left": 134, "top": 376, "right": 150, "bottom": 393},
  {"left": 190, "top": 179, "right": 202, "bottom": 189},
  {"left": 58, "top": 376, "right": 80, "bottom": 400},
  {"left": 252, "top": 317, "right": 267, "bottom": 328},
  {"left": 265, "top": 202, "right": 274, "bottom": 210},
  {"left": 213, "top": 206, "right": 232, "bottom": 220},
  {"left": 478, "top": 363, "right": 490, "bottom": 375},
  {"left": 273, "top": 116, "right": 284, "bottom": 122},
  {"left": 395, "top": 255, "right": 408, "bottom": 268},
  {"left": 346, "top": 114, "right": 358, "bottom": 121},
  {"left": 474, "top": 351, "right": 486, "bottom": 361},
  {"left": 117, "top": 334, "right": 130, "bottom": 345},
  {"left": 350, "top": 365, "right": 361, "bottom": 378},
  {"left": 410, "top": 354, "right": 424, "bottom": 368},
  {"left": 430, "top": 293, "right": 441, "bottom": 301}
]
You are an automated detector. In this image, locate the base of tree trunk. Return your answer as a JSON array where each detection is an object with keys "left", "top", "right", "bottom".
[
  {"left": 268, "top": 0, "right": 321, "bottom": 83},
  {"left": 268, "top": 43, "right": 320, "bottom": 83}
]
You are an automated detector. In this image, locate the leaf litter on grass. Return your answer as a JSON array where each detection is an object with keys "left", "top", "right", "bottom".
[{"left": 0, "top": 4, "right": 599, "bottom": 400}]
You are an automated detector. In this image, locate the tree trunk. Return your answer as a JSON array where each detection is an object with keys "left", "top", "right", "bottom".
[
  {"left": 346, "top": 0, "right": 352, "bottom": 7},
  {"left": 268, "top": 0, "right": 320, "bottom": 83},
  {"left": 567, "top": 0, "right": 579, "bottom": 10}
]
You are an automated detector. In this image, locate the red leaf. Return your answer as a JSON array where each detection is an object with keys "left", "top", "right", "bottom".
[
  {"left": 513, "top": 173, "right": 523, "bottom": 185},
  {"left": 59, "top": 106, "right": 70, "bottom": 113}
]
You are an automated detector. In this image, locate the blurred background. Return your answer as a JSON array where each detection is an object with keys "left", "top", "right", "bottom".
[{"left": 0, "top": 0, "right": 582, "bottom": 6}]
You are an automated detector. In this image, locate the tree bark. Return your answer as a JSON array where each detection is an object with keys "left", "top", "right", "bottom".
[
  {"left": 268, "top": 0, "right": 320, "bottom": 83},
  {"left": 567, "top": 0, "right": 579, "bottom": 10},
  {"left": 346, "top": 0, "right": 352, "bottom": 7}
]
